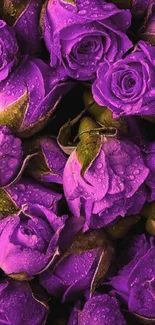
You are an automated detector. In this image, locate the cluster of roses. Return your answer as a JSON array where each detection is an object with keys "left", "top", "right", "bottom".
[{"left": 1, "top": 0, "right": 155, "bottom": 324}]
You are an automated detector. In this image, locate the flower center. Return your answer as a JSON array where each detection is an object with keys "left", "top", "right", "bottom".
[
  {"left": 124, "top": 77, "right": 136, "bottom": 90},
  {"left": 20, "top": 225, "right": 35, "bottom": 236},
  {"left": 78, "top": 40, "right": 95, "bottom": 54}
]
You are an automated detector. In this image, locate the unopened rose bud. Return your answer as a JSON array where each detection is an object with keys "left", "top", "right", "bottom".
[{"left": 25, "top": 136, "right": 67, "bottom": 185}]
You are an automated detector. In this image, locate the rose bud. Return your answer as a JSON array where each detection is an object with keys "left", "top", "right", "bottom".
[
  {"left": 0, "top": 126, "right": 23, "bottom": 186},
  {"left": 3, "top": 0, "right": 43, "bottom": 54},
  {"left": 63, "top": 117, "right": 149, "bottom": 230},
  {"left": 92, "top": 41, "right": 155, "bottom": 117},
  {"left": 0, "top": 204, "right": 67, "bottom": 278},
  {"left": 0, "top": 19, "right": 19, "bottom": 82},
  {"left": 110, "top": 234, "right": 155, "bottom": 319},
  {"left": 41, "top": 0, "right": 132, "bottom": 81},
  {"left": 68, "top": 295, "right": 126, "bottom": 325},
  {"left": 0, "top": 279, "right": 48, "bottom": 325},
  {"left": 0, "top": 56, "right": 72, "bottom": 138},
  {"left": 0, "top": 177, "right": 62, "bottom": 216},
  {"left": 25, "top": 136, "right": 67, "bottom": 185},
  {"left": 40, "top": 230, "right": 114, "bottom": 302}
]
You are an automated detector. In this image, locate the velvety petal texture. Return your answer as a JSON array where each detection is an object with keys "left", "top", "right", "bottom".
[
  {"left": 3, "top": 177, "right": 62, "bottom": 214},
  {"left": 0, "top": 126, "right": 23, "bottom": 186},
  {"left": 42, "top": 0, "right": 132, "bottom": 80},
  {"left": 68, "top": 295, "right": 126, "bottom": 325},
  {"left": 63, "top": 137, "right": 149, "bottom": 230},
  {"left": 143, "top": 142, "right": 155, "bottom": 201},
  {"left": 110, "top": 234, "right": 155, "bottom": 318},
  {"left": 0, "top": 20, "right": 19, "bottom": 82},
  {"left": 14, "top": 0, "right": 43, "bottom": 54},
  {"left": 25, "top": 136, "right": 67, "bottom": 184},
  {"left": 92, "top": 41, "right": 155, "bottom": 117},
  {"left": 0, "top": 204, "right": 66, "bottom": 276},
  {"left": 0, "top": 56, "right": 72, "bottom": 137},
  {"left": 0, "top": 279, "right": 47, "bottom": 325}
]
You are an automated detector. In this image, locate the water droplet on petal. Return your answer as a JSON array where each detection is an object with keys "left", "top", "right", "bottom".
[{"left": 97, "top": 163, "right": 102, "bottom": 169}]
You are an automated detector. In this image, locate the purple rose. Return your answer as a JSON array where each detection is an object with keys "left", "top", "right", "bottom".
[
  {"left": 0, "top": 177, "right": 62, "bottom": 216},
  {"left": 0, "top": 56, "right": 72, "bottom": 137},
  {"left": 25, "top": 136, "right": 67, "bottom": 184},
  {"left": 0, "top": 126, "right": 23, "bottom": 186},
  {"left": 40, "top": 230, "right": 114, "bottom": 302},
  {"left": 13, "top": 0, "right": 43, "bottom": 54},
  {"left": 92, "top": 41, "right": 155, "bottom": 117},
  {"left": 0, "top": 204, "right": 66, "bottom": 277},
  {"left": 0, "top": 20, "right": 19, "bottom": 82},
  {"left": 63, "top": 137, "right": 148, "bottom": 230},
  {"left": 41, "top": 0, "right": 132, "bottom": 80},
  {"left": 0, "top": 279, "right": 48, "bottom": 325},
  {"left": 110, "top": 234, "right": 155, "bottom": 318},
  {"left": 68, "top": 295, "right": 126, "bottom": 325}
]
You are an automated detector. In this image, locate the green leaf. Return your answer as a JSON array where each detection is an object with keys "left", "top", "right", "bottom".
[
  {"left": 0, "top": 89, "right": 29, "bottom": 133},
  {"left": 76, "top": 134, "right": 102, "bottom": 177},
  {"left": 0, "top": 188, "right": 18, "bottom": 216}
]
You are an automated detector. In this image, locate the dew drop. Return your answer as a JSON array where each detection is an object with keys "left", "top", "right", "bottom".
[{"left": 97, "top": 163, "right": 102, "bottom": 169}]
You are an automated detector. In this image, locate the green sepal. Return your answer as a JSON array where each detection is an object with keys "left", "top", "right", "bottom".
[
  {"left": 0, "top": 89, "right": 29, "bottom": 134},
  {"left": 24, "top": 137, "right": 55, "bottom": 179},
  {"left": 105, "top": 216, "right": 140, "bottom": 240},
  {"left": 0, "top": 188, "right": 18, "bottom": 216},
  {"left": 76, "top": 133, "right": 102, "bottom": 178},
  {"left": 8, "top": 272, "right": 33, "bottom": 281},
  {"left": 3, "top": 0, "right": 29, "bottom": 25},
  {"left": 57, "top": 110, "right": 85, "bottom": 155}
]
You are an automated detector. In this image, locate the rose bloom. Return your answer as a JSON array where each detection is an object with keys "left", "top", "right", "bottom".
[
  {"left": 92, "top": 41, "right": 155, "bottom": 117},
  {"left": 41, "top": 0, "right": 132, "bottom": 80},
  {"left": 63, "top": 137, "right": 149, "bottom": 230},
  {"left": 0, "top": 204, "right": 66, "bottom": 277}
]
